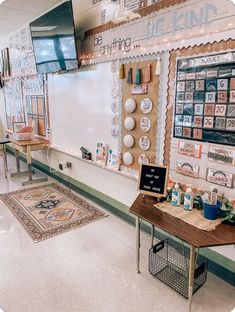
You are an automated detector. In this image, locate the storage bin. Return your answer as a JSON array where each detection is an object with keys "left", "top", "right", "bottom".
[
  {"left": 202, "top": 201, "right": 220, "bottom": 220},
  {"left": 13, "top": 132, "right": 34, "bottom": 141},
  {"left": 149, "top": 239, "right": 207, "bottom": 298}
]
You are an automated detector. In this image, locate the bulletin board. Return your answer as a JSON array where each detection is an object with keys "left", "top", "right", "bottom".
[
  {"left": 174, "top": 52, "right": 235, "bottom": 146},
  {"left": 121, "top": 60, "right": 159, "bottom": 170},
  {"left": 164, "top": 39, "right": 235, "bottom": 166},
  {"left": 3, "top": 74, "right": 49, "bottom": 137}
]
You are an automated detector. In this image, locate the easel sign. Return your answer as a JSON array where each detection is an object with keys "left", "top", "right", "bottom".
[{"left": 138, "top": 164, "right": 169, "bottom": 198}]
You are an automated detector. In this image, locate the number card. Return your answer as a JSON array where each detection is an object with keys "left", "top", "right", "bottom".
[
  {"left": 182, "top": 127, "right": 191, "bottom": 137},
  {"left": 138, "top": 164, "right": 169, "bottom": 198},
  {"left": 193, "top": 116, "right": 203, "bottom": 128},
  {"left": 185, "top": 92, "right": 193, "bottom": 103},
  {"left": 226, "top": 118, "right": 235, "bottom": 131},
  {"left": 186, "top": 81, "right": 195, "bottom": 91},
  {"left": 230, "top": 78, "right": 235, "bottom": 89},
  {"left": 176, "top": 104, "right": 184, "bottom": 114},
  {"left": 215, "top": 104, "right": 226, "bottom": 116},
  {"left": 177, "top": 81, "right": 185, "bottom": 92},
  {"left": 206, "top": 168, "right": 233, "bottom": 188},
  {"left": 230, "top": 90, "right": 235, "bottom": 103},
  {"left": 215, "top": 117, "right": 226, "bottom": 130},
  {"left": 195, "top": 80, "right": 205, "bottom": 91},
  {"left": 183, "top": 115, "right": 192, "bottom": 127},
  {"left": 204, "top": 104, "right": 215, "bottom": 116},
  {"left": 175, "top": 127, "right": 182, "bottom": 136},
  {"left": 194, "top": 104, "right": 204, "bottom": 115},
  {"left": 203, "top": 116, "right": 214, "bottom": 128},
  {"left": 217, "top": 79, "right": 228, "bottom": 90},
  {"left": 217, "top": 91, "right": 227, "bottom": 103},
  {"left": 205, "top": 92, "right": 216, "bottom": 103},
  {"left": 227, "top": 105, "right": 235, "bottom": 117},
  {"left": 193, "top": 128, "right": 202, "bottom": 139}
]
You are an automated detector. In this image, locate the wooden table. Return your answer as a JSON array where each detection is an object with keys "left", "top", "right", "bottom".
[
  {"left": 11, "top": 138, "right": 49, "bottom": 186},
  {"left": 129, "top": 194, "right": 235, "bottom": 312}
]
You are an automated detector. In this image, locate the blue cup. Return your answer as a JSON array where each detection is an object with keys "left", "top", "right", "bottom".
[{"left": 202, "top": 201, "right": 220, "bottom": 220}]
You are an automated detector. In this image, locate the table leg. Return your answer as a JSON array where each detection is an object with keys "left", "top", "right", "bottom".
[
  {"left": 22, "top": 145, "right": 47, "bottom": 186},
  {"left": 3, "top": 144, "right": 8, "bottom": 172},
  {"left": 188, "top": 245, "right": 196, "bottom": 312},
  {"left": 15, "top": 149, "right": 20, "bottom": 173},
  {"left": 136, "top": 216, "right": 140, "bottom": 274},
  {"left": 11, "top": 149, "right": 29, "bottom": 177},
  {"left": 151, "top": 225, "right": 155, "bottom": 247}
]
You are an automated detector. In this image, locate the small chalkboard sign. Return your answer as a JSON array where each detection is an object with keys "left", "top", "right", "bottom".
[{"left": 138, "top": 164, "right": 169, "bottom": 198}]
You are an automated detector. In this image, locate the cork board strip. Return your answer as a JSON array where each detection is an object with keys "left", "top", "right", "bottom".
[
  {"left": 121, "top": 60, "right": 159, "bottom": 171},
  {"left": 163, "top": 39, "right": 235, "bottom": 167}
]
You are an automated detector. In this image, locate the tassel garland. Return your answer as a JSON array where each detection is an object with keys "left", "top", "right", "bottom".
[
  {"left": 144, "top": 64, "right": 151, "bottom": 83},
  {"left": 126, "top": 68, "right": 133, "bottom": 84},
  {"left": 119, "top": 64, "right": 125, "bottom": 79},
  {"left": 135, "top": 68, "right": 141, "bottom": 85}
]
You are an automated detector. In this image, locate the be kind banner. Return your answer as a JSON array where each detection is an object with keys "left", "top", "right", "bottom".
[{"left": 81, "top": 0, "right": 235, "bottom": 63}]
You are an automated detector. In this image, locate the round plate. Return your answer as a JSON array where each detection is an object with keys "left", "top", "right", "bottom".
[
  {"left": 123, "top": 134, "right": 135, "bottom": 148},
  {"left": 139, "top": 136, "right": 151, "bottom": 151},
  {"left": 140, "top": 98, "right": 153, "bottom": 114},
  {"left": 125, "top": 98, "right": 136, "bottom": 113},
  {"left": 124, "top": 116, "right": 135, "bottom": 131},
  {"left": 123, "top": 152, "right": 134, "bottom": 166},
  {"left": 138, "top": 154, "right": 149, "bottom": 165},
  {"left": 140, "top": 116, "right": 151, "bottom": 133}
]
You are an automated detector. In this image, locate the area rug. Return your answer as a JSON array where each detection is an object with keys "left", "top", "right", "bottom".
[{"left": 0, "top": 183, "right": 108, "bottom": 242}]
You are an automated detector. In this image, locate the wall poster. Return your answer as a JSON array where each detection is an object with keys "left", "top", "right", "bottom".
[{"left": 173, "top": 51, "right": 235, "bottom": 146}]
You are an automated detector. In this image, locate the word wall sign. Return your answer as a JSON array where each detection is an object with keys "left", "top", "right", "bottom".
[
  {"left": 206, "top": 168, "right": 233, "bottom": 188},
  {"left": 173, "top": 51, "right": 235, "bottom": 146}
]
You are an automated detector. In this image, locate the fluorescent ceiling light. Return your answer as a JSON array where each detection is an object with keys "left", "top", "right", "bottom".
[
  {"left": 31, "top": 26, "right": 57, "bottom": 31},
  {"left": 0, "top": 0, "right": 6, "bottom": 4}
]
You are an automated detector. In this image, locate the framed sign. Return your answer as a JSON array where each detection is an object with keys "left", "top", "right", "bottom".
[
  {"left": 138, "top": 164, "right": 169, "bottom": 198},
  {"left": 173, "top": 51, "right": 235, "bottom": 146},
  {"left": 206, "top": 168, "right": 233, "bottom": 188}
]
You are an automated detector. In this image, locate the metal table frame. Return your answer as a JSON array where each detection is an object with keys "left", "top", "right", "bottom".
[{"left": 130, "top": 194, "right": 235, "bottom": 312}]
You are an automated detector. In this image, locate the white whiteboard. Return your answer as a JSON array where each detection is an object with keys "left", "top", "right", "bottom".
[{"left": 48, "top": 63, "right": 119, "bottom": 156}]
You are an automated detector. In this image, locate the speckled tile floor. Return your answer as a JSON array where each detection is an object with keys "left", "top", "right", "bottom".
[{"left": 0, "top": 155, "right": 234, "bottom": 312}]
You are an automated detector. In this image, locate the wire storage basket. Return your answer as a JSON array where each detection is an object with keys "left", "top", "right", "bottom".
[{"left": 148, "top": 238, "right": 207, "bottom": 298}]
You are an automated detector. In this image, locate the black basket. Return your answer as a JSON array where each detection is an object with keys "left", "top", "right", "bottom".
[{"left": 148, "top": 239, "right": 207, "bottom": 299}]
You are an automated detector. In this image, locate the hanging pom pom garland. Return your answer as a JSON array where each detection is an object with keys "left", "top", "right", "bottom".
[
  {"left": 126, "top": 68, "right": 133, "bottom": 84},
  {"left": 135, "top": 68, "right": 141, "bottom": 85},
  {"left": 155, "top": 57, "right": 161, "bottom": 76},
  {"left": 143, "top": 64, "right": 151, "bottom": 83},
  {"left": 119, "top": 64, "right": 125, "bottom": 79}
]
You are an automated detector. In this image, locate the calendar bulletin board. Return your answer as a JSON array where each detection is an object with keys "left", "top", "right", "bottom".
[
  {"left": 121, "top": 60, "right": 159, "bottom": 171},
  {"left": 174, "top": 51, "right": 235, "bottom": 146}
]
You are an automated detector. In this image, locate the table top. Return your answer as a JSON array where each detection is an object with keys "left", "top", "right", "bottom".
[
  {"left": 0, "top": 138, "right": 10, "bottom": 145},
  {"left": 11, "top": 138, "right": 49, "bottom": 147},
  {"left": 129, "top": 194, "right": 235, "bottom": 248}
]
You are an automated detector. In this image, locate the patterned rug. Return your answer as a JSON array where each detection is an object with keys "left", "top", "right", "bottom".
[{"left": 0, "top": 183, "right": 108, "bottom": 242}]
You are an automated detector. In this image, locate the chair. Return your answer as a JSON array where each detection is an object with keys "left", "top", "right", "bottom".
[
  {"left": 0, "top": 137, "right": 10, "bottom": 178},
  {"left": 0, "top": 148, "right": 8, "bottom": 178}
]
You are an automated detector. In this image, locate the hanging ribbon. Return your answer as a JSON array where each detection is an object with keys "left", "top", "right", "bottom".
[
  {"left": 119, "top": 64, "right": 125, "bottom": 79},
  {"left": 126, "top": 68, "right": 133, "bottom": 84},
  {"left": 144, "top": 64, "right": 151, "bottom": 83},
  {"left": 155, "top": 58, "right": 161, "bottom": 76},
  {"left": 135, "top": 68, "right": 141, "bottom": 85}
]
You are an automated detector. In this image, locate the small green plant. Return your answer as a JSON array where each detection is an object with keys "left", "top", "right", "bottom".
[{"left": 218, "top": 194, "right": 235, "bottom": 224}]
